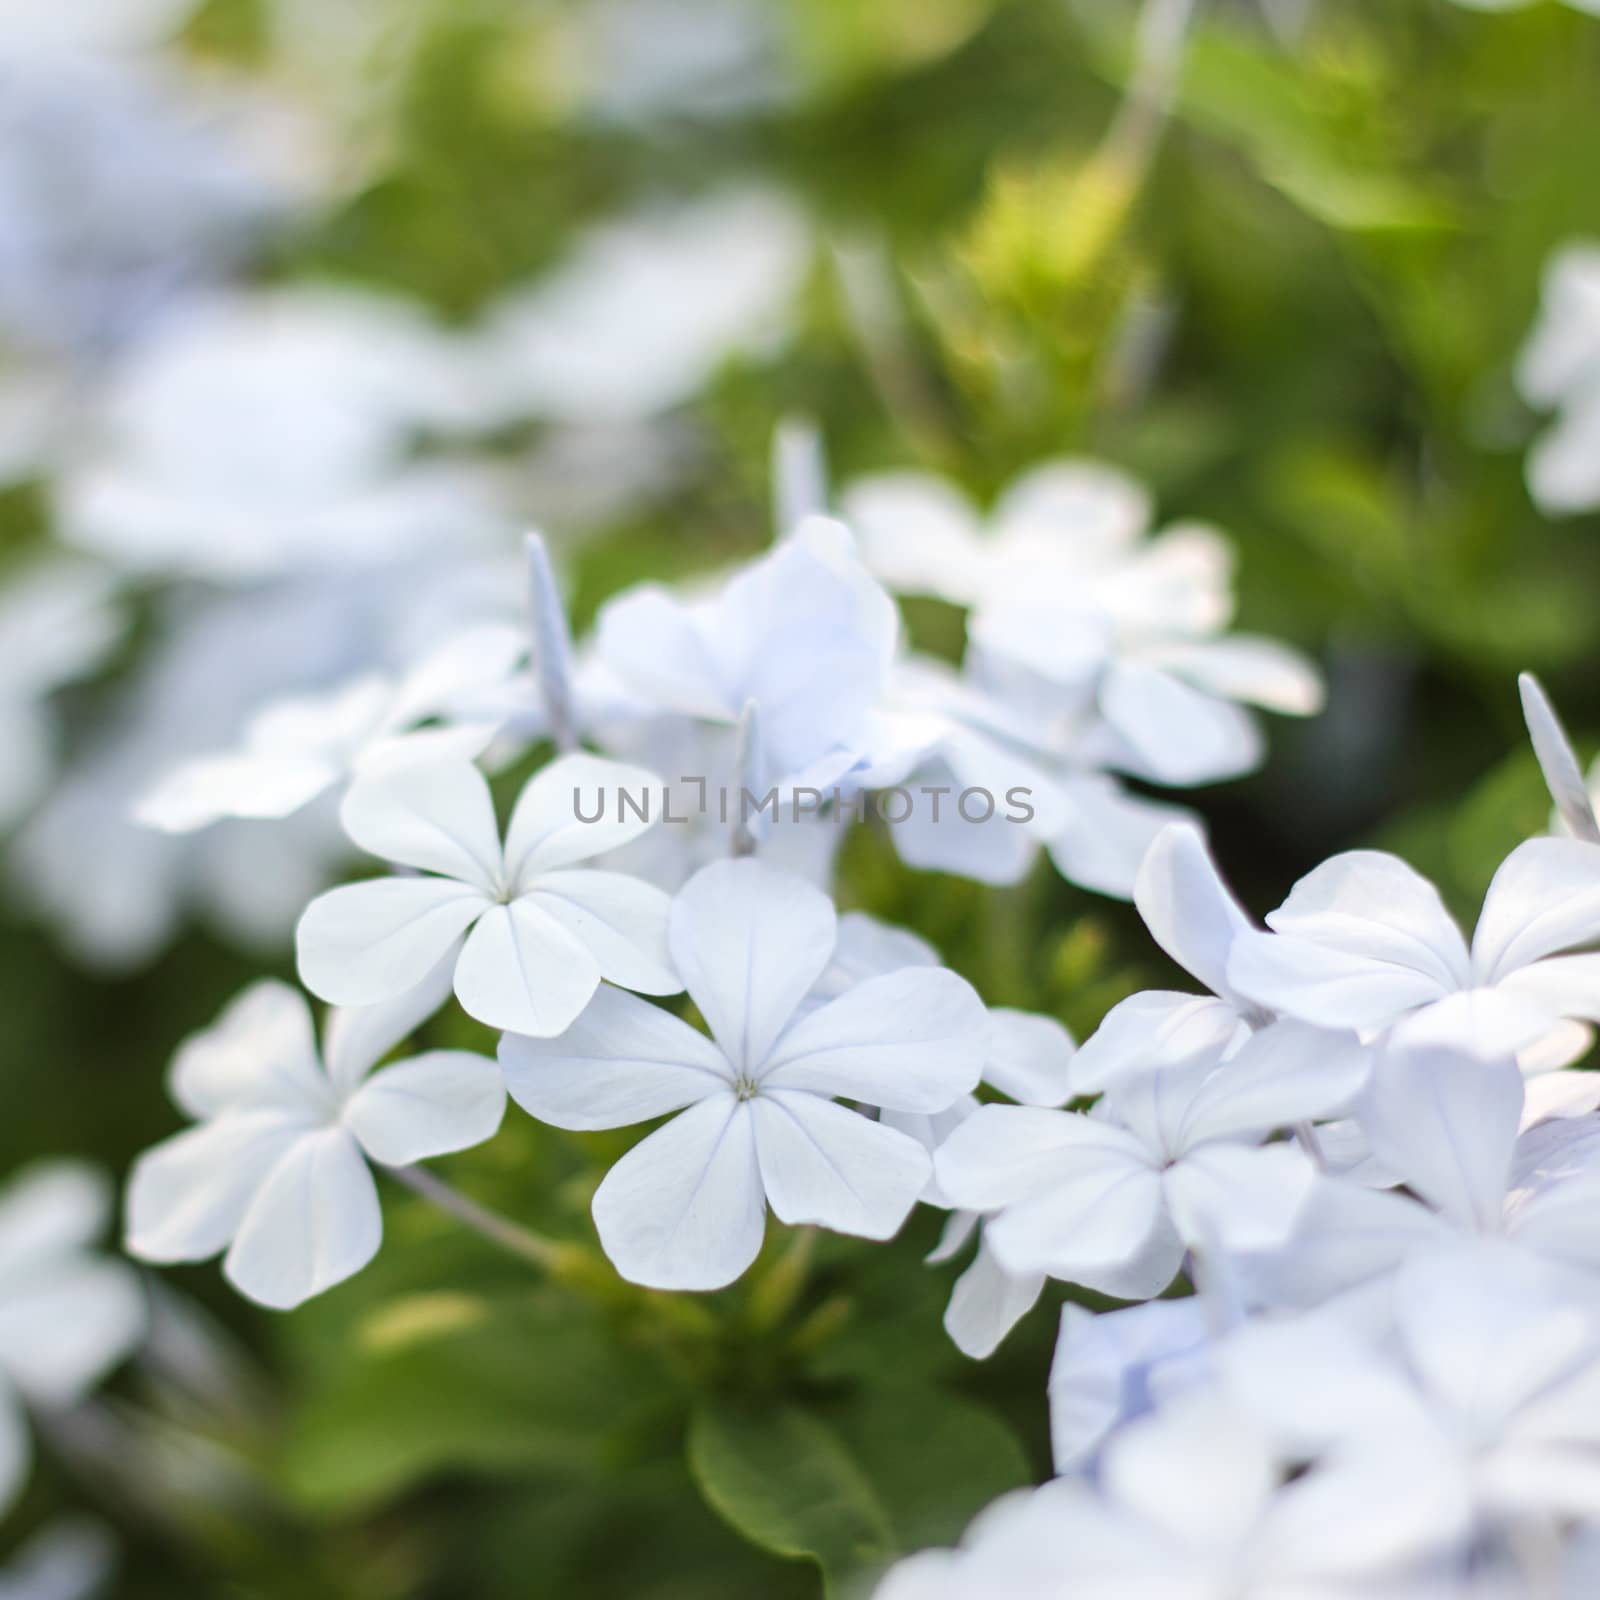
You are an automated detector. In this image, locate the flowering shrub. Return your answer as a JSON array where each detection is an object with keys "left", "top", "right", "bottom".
[{"left": 9, "top": 2, "right": 1600, "bottom": 1597}]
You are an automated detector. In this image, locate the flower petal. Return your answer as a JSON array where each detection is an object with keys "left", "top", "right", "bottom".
[
  {"left": 944, "top": 1237, "right": 1045, "bottom": 1360},
  {"left": 1519, "top": 673, "right": 1600, "bottom": 844},
  {"left": 761, "top": 968, "right": 988, "bottom": 1112},
  {"left": 499, "top": 985, "right": 730, "bottom": 1130},
  {"left": 669, "top": 858, "right": 835, "bottom": 1073},
  {"left": 0, "top": 1163, "right": 112, "bottom": 1277},
  {"left": 1472, "top": 836, "right": 1600, "bottom": 980},
  {"left": 1048, "top": 1299, "right": 1212, "bottom": 1474},
  {"left": 1098, "top": 663, "right": 1262, "bottom": 787},
  {"left": 842, "top": 471, "right": 985, "bottom": 604},
  {"left": 1356, "top": 1046, "right": 1524, "bottom": 1230},
  {"left": 296, "top": 877, "right": 484, "bottom": 1008},
  {"left": 593, "top": 585, "right": 734, "bottom": 721},
  {"left": 750, "top": 1091, "right": 930, "bottom": 1239},
  {"left": 125, "top": 1111, "right": 317, "bottom": 1263},
  {"left": 322, "top": 955, "right": 458, "bottom": 1099},
  {"left": 935, "top": 1105, "right": 1152, "bottom": 1212},
  {"left": 591, "top": 1095, "right": 764, "bottom": 1291},
  {"left": 1175, "top": 1022, "right": 1373, "bottom": 1148},
  {"left": 343, "top": 1051, "right": 505, "bottom": 1165},
  {"left": 222, "top": 1129, "right": 382, "bottom": 1310},
  {"left": 1134, "top": 822, "right": 1252, "bottom": 1003},
  {"left": 985, "top": 1164, "right": 1180, "bottom": 1301},
  {"left": 1071, "top": 991, "right": 1244, "bottom": 1094},
  {"left": 1163, "top": 1142, "right": 1315, "bottom": 1253},
  {"left": 169, "top": 980, "right": 326, "bottom": 1120},
  {"left": 452, "top": 900, "right": 602, "bottom": 1036},
  {"left": 1143, "top": 635, "right": 1324, "bottom": 716},
  {"left": 983, "top": 1008, "right": 1076, "bottom": 1107},
  {"left": 521, "top": 869, "right": 679, "bottom": 995},
  {"left": 505, "top": 753, "right": 666, "bottom": 879},
  {"left": 0, "top": 1258, "right": 145, "bottom": 1403},
  {"left": 136, "top": 750, "right": 339, "bottom": 832},
  {"left": 1046, "top": 775, "right": 1195, "bottom": 901},
  {"left": 1227, "top": 852, "right": 1471, "bottom": 1032},
  {"left": 339, "top": 759, "right": 503, "bottom": 888}
]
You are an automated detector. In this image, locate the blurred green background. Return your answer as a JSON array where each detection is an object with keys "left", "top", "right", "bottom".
[{"left": 4, "top": 0, "right": 1600, "bottom": 1593}]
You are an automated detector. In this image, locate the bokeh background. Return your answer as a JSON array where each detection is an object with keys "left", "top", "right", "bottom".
[{"left": 4, "top": 0, "right": 1600, "bottom": 1594}]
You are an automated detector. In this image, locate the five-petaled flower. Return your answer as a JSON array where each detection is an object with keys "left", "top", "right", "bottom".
[
  {"left": 125, "top": 974, "right": 504, "bottom": 1309},
  {"left": 296, "top": 753, "right": 681, "bottom": 1036},
  {"left": 501, "top": 857, "right": 990, "bottom": 1290}
]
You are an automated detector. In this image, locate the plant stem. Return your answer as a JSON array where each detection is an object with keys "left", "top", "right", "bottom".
[
  {"left": 1100, "top": 0, "right": 1201, "bottom": 187},
  {"left": 385, "top": 1164, "right": 562, "bottom": 1271}
]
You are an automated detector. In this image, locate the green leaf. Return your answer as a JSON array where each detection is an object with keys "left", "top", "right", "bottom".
[
  {"left": 278, "top": 1288, "right": 667, "bottom": 1513},
  {"left": 688, "top": 1401, "right": 893, "bottom": 1591},
  {"left": 687, "top": 1385, "right": 1030, "bottom": 1595}
]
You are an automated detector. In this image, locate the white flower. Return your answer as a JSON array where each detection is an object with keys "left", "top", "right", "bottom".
[
  {"left": 935, "top": 1022, "right": 1367, "bottom": 1299},
  {"left": 1516, "top": 242, "right": 1600, "bottom": 513},
  {"left": 1227, "top": 1245, "right": 1600, "bottom": 1552},
  {"left": 0, "top": 1163, "right": 145, "bottom": 1516},
  {"left": 0, "top": 559, "right": 121, "bottom": 830},
  {"left": 297, "top": 753, "right": 680, "bottom": 1037},
  {"left": 592, "top": 517, "right": 898, "bottom": 788},
  {"left": 875, "top": 1385, "right": 1453, "bottom": 1600},
  {"left": 1226, "top": 838, "right": 1600, "bottom": 1065},
  {"left": 125, "top": 975, "right": 504, "bottom": 1309},
  {"left": 135, "top": 623, "right": 524, "bottom": 832},
  {"left": 55, "top": 286, "right": 508, "bottom": 582},
  {"left": 0, "top": 45, "right": 294, "bottom": 364},
  {"left": 844, "top": 458, "right": 1323, "bottom": 789},
  {"left": 500, "top": 858, "right": 989, "bottom": 1290},
  {"left": 468, "top": 187, "right": 809, "bottom": 426}
]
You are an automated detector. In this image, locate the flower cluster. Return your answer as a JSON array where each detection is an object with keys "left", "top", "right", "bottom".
[
  {"left": 109, "top": 413, "right": 1600, "bottom": 1594},
  {"left": 874, "top": 676, "right": 1600, "bottom": 1598}
]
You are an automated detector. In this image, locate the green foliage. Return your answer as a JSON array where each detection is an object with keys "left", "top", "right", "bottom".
[{"left": 687, "top": 1383, "right": 1028, "bottom": 1596}]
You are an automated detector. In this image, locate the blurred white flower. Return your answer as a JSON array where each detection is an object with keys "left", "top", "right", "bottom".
[
  {"left": 11, "top": 574, "right": 458, "bottom": 970},
  {"left": 135, "top": 622, "right": 524, "bottom": 832},
  {"left": 0, "top": 560, "right": 121, "bottom": 830},
  {"left": 1251, "top": 1049, "right": 1600, "bottom": 1310},
  {"left": 297, "top": 754, "right": 680, "bottom": 1036},
  {"left": 54, "top": 285, "right": 510, "bottom": 582},
  {"left": 0, "top": 1163, "right": 145, "bottom": 1517},
  {"left": 1517, "top": 243, "right": 1600, "bottom": 514},
  {"left": 546, "top": 0, "right": 790, "bottom": 125},
  {"left": 1227, "top": 838, "right": 1600, "bottom": 1065},
  {"left": 875, "top": 1384, "right": 1454, "bottom": 1599},
  {"left": 0, "top": 0, "right": 307, "bottom": 372},
  {"left": 468, "top": 187, "right": 810, "bottom": 426},
  {"left": 0, "top": 1517, "right": 116, "bottom": 1600},
  {"left": 500, "top": 858, "right": 988, "bottom": 1290},
  {"left": 845, "top": 458, "right": 1324, "bottom": 789},
  {"left": 1228, "top": 1245, "right": 1600, "bottom": 1550},
  {"left": 126, "top": 974, "right": 503, "bottom": 1310},
  {"left": 1047, "top": 1298, "right": 1213, "bottom": 1474}
]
